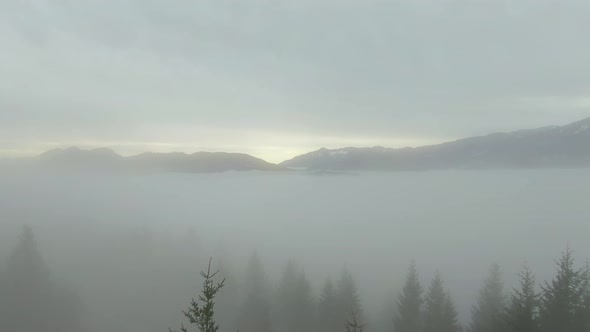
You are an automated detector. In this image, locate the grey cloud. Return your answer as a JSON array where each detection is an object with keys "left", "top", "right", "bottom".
[{"left": 1, "top": 0, "right": 590, "bottom": 157}]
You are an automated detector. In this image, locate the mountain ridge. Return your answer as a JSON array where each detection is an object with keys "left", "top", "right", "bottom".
[
  {"left": 4, "top": 116, "right": 590, "bottom": 173},
  {"left": 27, "top": 148, "right": 286, "bottom": 173},
  {"left": 281, "top": 116, "right": 590, "bottom": 171}
]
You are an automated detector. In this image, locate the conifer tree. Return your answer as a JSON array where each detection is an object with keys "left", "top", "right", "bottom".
[
  {"left": 423, "top": 272, "right": 445, "bottom": 332},
  {"left": 345, "top": 307, "right": 364, "bottom": 332},
  {"left": 276, "top": 260, "right": 314, "bottom": 332},
  {"left": 468, "top": 264, "right": 505, "bottom": 332},
  {"left": 170, "top": 258, "right": 225, "bottom": 332},
  {"left": 578, "top": 262, "right": 590, "bottom": 332},
  {"left": 318, "top": 278, "right": 341, "bottom": 332},
  {"left": 423, "top": 272, "right": 461, "bottom": 332},
  {"left": 441, "top": 292, "right": 461, "bottom": 332},
  {"left": 0, "top": 226, "right": 83, "bottom": 332},
  {"left": 539, "top": 249, "right": 586, "bottom": 332},
  {"left": 337, "top": 268, "right": 363, "bottom": 325},
  {"left": 394, "top": 262, "right": 423, "bottom": 332},
  {"left": 504, "top": 265, "right": 539, "bottom": 332},
  {"left": 238, "top": 252, "right": 272, "bottom": 332}
]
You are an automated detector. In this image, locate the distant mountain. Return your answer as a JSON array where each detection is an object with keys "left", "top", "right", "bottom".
[
  {"left": 38, "top": 147, "right": 124, "bottom": 170},
  {"left": 281, "top": 117, "right": 590, "bottom": 171},
  {"left": 31, "top": 148, "right": 285, "bottom": 173},
  {"left": 127, "top": 151, "right": 284, "bottom": 173}
]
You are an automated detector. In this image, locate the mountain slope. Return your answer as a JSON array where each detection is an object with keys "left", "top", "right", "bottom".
[
  {"left": 281, "top": 117, "right": 590, "bottom": 171},
  {"left": 127, "top": 151, "right": 284, "bottom": 172},
  {"left": 32, "top": 148, "right": 285, "bottom": 173},
  {"left": 38, "top": 147, "right": 124, "bottom": 170}
]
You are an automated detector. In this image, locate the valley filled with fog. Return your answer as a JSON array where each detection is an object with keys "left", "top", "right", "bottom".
[{"left": 1, "top": 169, "right": 588, "bottom": 332}]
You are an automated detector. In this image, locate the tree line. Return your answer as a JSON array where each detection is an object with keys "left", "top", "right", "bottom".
[
  {"left": 0, "top": 226, "right": 83, "bottom": 332},
  {"left": 1, "top": 226, "right": 589, "bottom": 332},
  {"left": 177, "top": 253, "right": 590, "bottom": 332}
]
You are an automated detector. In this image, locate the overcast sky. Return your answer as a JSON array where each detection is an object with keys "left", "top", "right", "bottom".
[{"left": 1, "top": 0, "right": 590, "bottom": 162}]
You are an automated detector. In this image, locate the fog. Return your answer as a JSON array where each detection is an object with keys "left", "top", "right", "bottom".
[
  {"left": 1, "top": 169, "right": 589, "bottom": 332},
  {"left": 3, "top": 1, "right": 590, "bottom": 331}
]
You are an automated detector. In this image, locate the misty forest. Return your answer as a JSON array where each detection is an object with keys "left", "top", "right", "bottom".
[
  {"left": 1, "top": 219, "right": 590, "bottom": 332},
  {"left": 1, "top": 167, "right": 590, "bottom": 332},
  {"left": 4, "top": 1, "right": 590, "bottom": 332}
]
